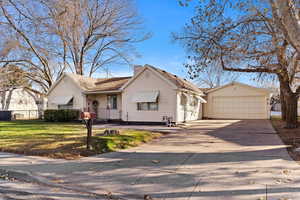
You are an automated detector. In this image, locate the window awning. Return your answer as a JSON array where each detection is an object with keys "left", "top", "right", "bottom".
[
  {"left": 132, "top": 91, "right": 159, "bottom": 103},
  {"left": 196, "top": 96, "right": 207, "bottom": 103},
  {"left": 51, "top": 96, "right": 73, "bottom": 105}
]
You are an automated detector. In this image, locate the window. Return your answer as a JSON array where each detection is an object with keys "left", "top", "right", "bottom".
[
  {"left": 107, "top": 95, "right": 117, "bottom": 109},
  {"left": 190, "top": 96, "right": 199, "bottom": 107},
  {"left": 180, "top": 93, "right": 187, "bottom": 105},
  {"left": 137, "top": 102, "right": 158, "bottom": 111},
  {"left": 58, "top": 98, "right": 73, "bottom": 109}
]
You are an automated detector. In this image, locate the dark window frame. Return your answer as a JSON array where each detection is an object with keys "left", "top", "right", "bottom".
[
  {"left": 107, "top": 95, "right": 118, "bottom": 110},
  {"left": 137, "top": 102, "right": 158, "bottom": 111}
]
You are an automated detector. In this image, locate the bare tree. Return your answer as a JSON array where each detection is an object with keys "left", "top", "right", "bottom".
[
  {"left": 40, "top": 0, "right": 147, "bottom": 76},
  {"left": 0, "top": 0, "right": 147, "bottom": 92},
  {"left": 193, "top": 62, "right": 240, "bottom": 88},
  {"left": 0, "top": 64, "right": 29, "bottom": 110},
  {"left": 174, "top": 0, "right": 300, "bottom": 128},
  {"left": 0, "top": 0, "right": 60, "bottom": 93},
  {"left": 23, "top": 87, "right": 46, "bottom": 118},
  {"left": 272, "top": 0, "right": 300, "bottom": 53}
]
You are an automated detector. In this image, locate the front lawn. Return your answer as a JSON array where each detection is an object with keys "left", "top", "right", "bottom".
[
  {"left": 0, "top": 120, "right": 160, "bottom": 159},
  {"left": 271, "top": 117, "right": 300, "bottom": 162}
]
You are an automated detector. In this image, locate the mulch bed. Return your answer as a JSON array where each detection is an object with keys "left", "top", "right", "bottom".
[{"left": 271, "top": 120, "right": 300, "bottom": 161}]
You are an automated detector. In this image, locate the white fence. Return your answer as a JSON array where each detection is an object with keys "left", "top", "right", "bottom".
[{"left": 10, "top": 110, "right": 43, "bottom": 120}]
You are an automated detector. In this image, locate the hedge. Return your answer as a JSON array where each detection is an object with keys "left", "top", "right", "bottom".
[{"left": 44, "top": 109, "right": 80, "bottom": 122}]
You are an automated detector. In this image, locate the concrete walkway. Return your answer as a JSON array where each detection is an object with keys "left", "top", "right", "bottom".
[
  {"left": 0, "top": 179, "right": 101, "bottom": 200},
  {"left": 1, "top": 120, "right": 300, "bottom": 200}
]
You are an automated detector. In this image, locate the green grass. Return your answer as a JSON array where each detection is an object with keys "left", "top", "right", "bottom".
[
  {"left": 0, "top": 120, "right": 160, "bottom": 159},
  {"left": 93, "top": 130, "right": 160, "bottom": 152}
]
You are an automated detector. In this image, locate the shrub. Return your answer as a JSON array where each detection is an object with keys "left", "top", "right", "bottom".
[{"left": 44, "top": 109, "right": 80, "bottom": 122}]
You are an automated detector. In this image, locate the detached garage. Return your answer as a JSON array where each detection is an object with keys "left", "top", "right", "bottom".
[{"left": 203, "top": 82, "right": 271, "bottom": 119}]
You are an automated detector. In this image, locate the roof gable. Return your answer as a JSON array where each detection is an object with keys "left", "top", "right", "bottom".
[
  {"left": 147, "top": 65, "right": 203, "bottom": 94},
  {"left": 47, "top": 66, "right": 205, "bottom": 95},
  {"left": 121, "top": 64, "right": 204, "bottom": 95},
  {"left": 47, "top": 73, "right": 94, "bottom": 96},
  {"left": 206, "top": 82, "right": 271, "bottom": 94},
  {"left": 120, "top": 66, "right": 178, "bottom": 91},
  {"left": 47, "top": 73, "right": 132, "bottom": 95}
]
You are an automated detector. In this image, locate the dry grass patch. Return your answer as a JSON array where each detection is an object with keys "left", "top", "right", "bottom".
[
  {"left": 271, "top": 118, "right": 300, "bottom": 161},
  {"left": 0, "top": 120, "right": 160, "bottom": 159}
]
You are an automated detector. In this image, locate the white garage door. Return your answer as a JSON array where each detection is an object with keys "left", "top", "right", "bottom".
[{"left": 212, "top": 96, "right": 267, "bottom": 119}]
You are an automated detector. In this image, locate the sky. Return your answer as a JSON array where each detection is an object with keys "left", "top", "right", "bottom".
[
  {"left": 97, "top": 0, "right": 255, "bottom": 86},
  {"left": 97, "top": 0, "right": 196, "bottom": 79}
]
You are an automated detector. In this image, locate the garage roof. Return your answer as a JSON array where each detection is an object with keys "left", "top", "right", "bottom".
[{"left": 205, "top": 82, "right": 271, "bottom": 94}]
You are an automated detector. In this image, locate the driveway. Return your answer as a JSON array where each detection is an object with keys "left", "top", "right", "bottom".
[{"left": 1, "top": 120, "right": 300, "bottom": 200}]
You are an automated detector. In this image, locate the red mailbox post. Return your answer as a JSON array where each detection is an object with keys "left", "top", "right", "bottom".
[{"left": 81, "top": 112, "right": 96, "bottom": 150}]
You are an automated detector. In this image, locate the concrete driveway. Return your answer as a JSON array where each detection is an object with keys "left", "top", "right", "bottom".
[{"left": 1, "top": 120, "right": 300, "bottom": 200}]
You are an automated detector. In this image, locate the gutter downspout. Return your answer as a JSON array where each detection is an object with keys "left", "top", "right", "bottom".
[{"left": 175, "top": 90, "right": 178, "bottom": 124}]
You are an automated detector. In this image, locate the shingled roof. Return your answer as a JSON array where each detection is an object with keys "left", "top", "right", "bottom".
[
  {"left": 66, "top": 73, "right": 131, "bottom": 92},
  {"left": 88, "top": 77, "right": 131, "bottom": 92},
  {"left": 65, "top": 65, "right": 203, "bottom": 95},
  {"left": 146, "top": 65, "right": 203, "bottom": 94}
]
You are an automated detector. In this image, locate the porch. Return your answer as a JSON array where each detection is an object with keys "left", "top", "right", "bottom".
[{"left": 85, "top": 92, "right": 122, "bottom": 121}]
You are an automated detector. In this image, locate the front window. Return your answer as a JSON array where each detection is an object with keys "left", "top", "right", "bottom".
[
  {"left": 58, "top": 98, "right": 73, "bottom": 109},
  {"left": 107, "top": 95, "right": 117, "bottom": 109},
  {"left": 180, "top": 93, "right": 187, "bottom": 105},
  {"left": 137, "top": 102, "right": 158, "bottom": 111},
  {"left": 190, "top": 96, "right": 199, "bottom": 107}
]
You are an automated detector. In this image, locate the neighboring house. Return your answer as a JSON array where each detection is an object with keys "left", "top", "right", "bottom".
[
  {"left": 0, "top": 88, "right": 46, "bottom": 119},
  {"left": 47, "top": 64, "right": 207, "bottom": 123},
  {"left": 47, "top": 65, "right": 273, "bottom": 122},
  {"left": 203, "top": 82, "right": 272, "bottom": 119}
]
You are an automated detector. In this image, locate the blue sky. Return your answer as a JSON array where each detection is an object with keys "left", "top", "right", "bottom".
[
  {"left": 133, "top": 0, "right": 196, "bottom": 78},
  {"left": 98, "top": 1, "right": 255, "bottom": 85},
  {"left": 98, "top": 0, "right": 196, "bottom": 79}
]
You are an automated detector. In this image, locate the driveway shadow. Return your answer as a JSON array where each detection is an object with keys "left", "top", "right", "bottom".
[{"left": 0, "top": 120, "right": 298, "bottom": 200}]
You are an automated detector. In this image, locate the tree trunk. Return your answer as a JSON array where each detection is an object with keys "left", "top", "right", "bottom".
[
  {"left": 85, "top": 119, "right": 93, "bottom": 150},
  {"left": 284, "top": 93, "right": 298, "bottom": 129},
  {"left": 278, "top": 74, "right": 298, "bottom": 128},
  {"left": 280, "top": 87, "right": 287, "bottom": 121},
  {"left": 0, "top": 91, "right": 5, "bottom": 110},
  {"left": 4, "top": 89, "right": 13, "bottom": 110}
]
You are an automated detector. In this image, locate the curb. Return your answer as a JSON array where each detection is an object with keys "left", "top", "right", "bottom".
[{"left": 0, "top": 168, "right": 126, "bottom": 200}]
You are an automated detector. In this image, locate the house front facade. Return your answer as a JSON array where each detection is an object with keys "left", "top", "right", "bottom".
[
  {"left": 121, "top": 66, "right": 205, "bottom": 123},
  {"left": 47, "top": 64, "right": 206, "bottom": 123},
  {"left": 47, "top": 64, "right": 272, "bottom": 123}
]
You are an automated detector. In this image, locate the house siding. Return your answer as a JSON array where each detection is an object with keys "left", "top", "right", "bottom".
[
  {"left": 176, "top": 91, "right": 202, "bottom": 123},
  {"left": 47, "top": 75, "right": 86, "bottom": 110},
  {"left": 0, "top": 89, "right": 38, "bottom": 111},
  {"left": 122, "top": 68, "right": 177, "bottom": 123}
]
